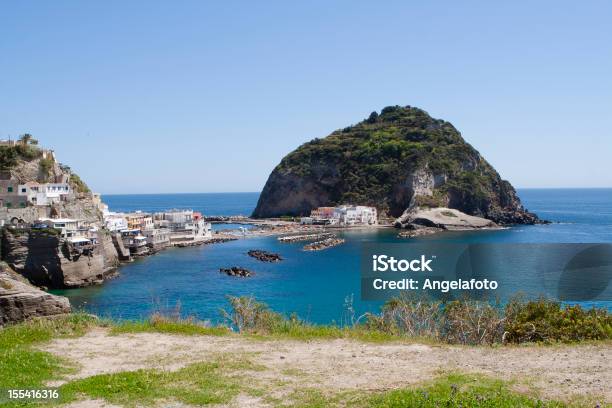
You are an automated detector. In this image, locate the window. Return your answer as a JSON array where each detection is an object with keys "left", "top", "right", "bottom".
[
  {"left": 21, "top": 188, "right": 26, "bottom": 193},
  {"left": 7, "top": 187, "right": 13, "bottom": 193},
  {"left": 20, "top": 202, "right": 25, "bottom": 208},
  {"left": 6, "top": 202, "right": 11, "bottom": 208}
]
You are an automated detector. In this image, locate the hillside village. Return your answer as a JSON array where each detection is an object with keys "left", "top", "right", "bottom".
[{"left": 0, "top": 136, "right": 214, "bottom": 265}]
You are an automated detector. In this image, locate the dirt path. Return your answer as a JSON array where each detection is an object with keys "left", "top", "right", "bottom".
[{"left": 43, "top": 328, "right": 611, "bottom": 406}]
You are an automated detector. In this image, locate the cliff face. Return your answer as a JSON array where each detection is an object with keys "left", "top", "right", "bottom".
[
  {"left": 0, "top": 265, "right": 71, "bottom": 325},
  {"left": 253, "top": 106, "right": 539, "bottom": 225},
  {"left": 1, "top": 228, "right": 118, "bottom": 289}
]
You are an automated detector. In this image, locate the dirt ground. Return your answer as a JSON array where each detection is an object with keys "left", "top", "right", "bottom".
[{"left": 43, "top": 328, "right": 611, "bottom": 407}]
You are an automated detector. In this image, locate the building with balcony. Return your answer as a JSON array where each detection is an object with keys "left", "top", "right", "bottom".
[{"left": 17, "top": 182, "right": 72, "bottom": 206}]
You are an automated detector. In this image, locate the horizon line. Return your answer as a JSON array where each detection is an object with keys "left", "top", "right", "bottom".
[{"left": 98, "top": 187, "right": 612, "bottom": 196}]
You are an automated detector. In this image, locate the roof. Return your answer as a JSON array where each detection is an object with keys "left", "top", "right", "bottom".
[
  {"left": 40, "top": 218, "right": 79, "bottom": 223},
  {"left": 69, "top": 237, "right": 91, "bottom": 244}
]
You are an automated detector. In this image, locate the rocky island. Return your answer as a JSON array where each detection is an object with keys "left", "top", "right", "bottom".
[{"left": 252, "top": 106, "right": 540, "bottom": 227}]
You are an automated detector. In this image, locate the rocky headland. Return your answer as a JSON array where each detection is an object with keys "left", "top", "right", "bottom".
[
  {"left": 0, "top": 139, "right": 116, "bottom": 323},
  {"left": 252, "top": 106, "right": 540, "bottom": 227}
]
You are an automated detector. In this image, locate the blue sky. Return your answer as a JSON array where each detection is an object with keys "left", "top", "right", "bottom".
[{"left": 1, "top": 1, "right": 610, "bottom": 194}]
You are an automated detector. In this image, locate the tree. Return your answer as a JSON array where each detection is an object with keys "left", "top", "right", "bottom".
[
  {"left": 18, "top": 133, "right": 38, "bottom": 145},
  {"left": 366, "top": 111, "right": 379, "bottom": 124}
]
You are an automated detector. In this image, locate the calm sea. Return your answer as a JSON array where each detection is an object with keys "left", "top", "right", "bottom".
[{"left": 54, "top": 189, "right": 612, "bottom": 323}]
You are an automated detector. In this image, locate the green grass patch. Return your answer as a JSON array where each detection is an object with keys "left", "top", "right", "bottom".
[
  {"left": 110, "top": 317, "right": 231, "bottom": 336},
  {"left": 271, "top": 373, "right": 577, "bottom": 408},
  {"left": 59, "top": 356, "right": 260, "bottom": 407},
  {"left": 249, "top": 323, "right": 410, "bottom": 343},
  {"left": 366, "top": 373, "right": 567, "bottom": 408},
  {"left": 0, "top": 313, "right": 97, "bottom": 397}
]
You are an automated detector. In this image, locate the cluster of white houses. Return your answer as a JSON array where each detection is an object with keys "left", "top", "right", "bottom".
[
  {"left": 0, "top": 179, "right": 73, "bottom": 208},
  {"left": 103, "top": 209, "right": 212, "bottom": 255},
  {"left": 301, "top": 205, "right": 378, "bottom": 226},
  {"left": 23, "top": 209, "right": 213, "bottom": 257}
]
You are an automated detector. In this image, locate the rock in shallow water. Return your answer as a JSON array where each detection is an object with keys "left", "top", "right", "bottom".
[
  {"left": 248, "top": 250, "right": 282, "bottom": 262},
  {"left": 220, "top": 267, "right": 254, "bottom": 277}
]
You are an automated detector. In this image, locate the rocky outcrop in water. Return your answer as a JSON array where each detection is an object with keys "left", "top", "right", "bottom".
[
  {"left": 252, "top": 106, "right": 540, "bottom": 225},
  {"left": 1, "top": 228, "right": 119, "bottom": 288},
  {"left": 248, "top": 250, "right": 282, "bottom": 262},
  {"left": 0, "top": 265, "right": 70, "bottom": 325},
  {"left": 220, "top": 267, "right": 253, "bottom": 277}
]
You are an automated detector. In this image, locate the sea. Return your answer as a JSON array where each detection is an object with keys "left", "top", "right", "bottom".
[{"left": 53, "top": 189, "right": 612, "bottom": 323}]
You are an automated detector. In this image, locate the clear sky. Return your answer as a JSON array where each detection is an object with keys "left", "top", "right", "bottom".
[{"left": 1, "top": 1, "right": 610, "bottom": 194}]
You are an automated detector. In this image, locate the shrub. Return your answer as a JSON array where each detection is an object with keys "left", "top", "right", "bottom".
[
  {"left": 221, "top": 296, "right": 284, "bottom": 333},
  {"left": 365, "top": 295, "right": 443, "bottom": 339},
  {"left": 503, "top": 297, "right": 612, "bottom": 343},
  {"left": 38, "top": 157, "right": 54, "bottom": 182},
  {"left": 441, "top": 300, "right": 505, "bottom": 345},
  {"left": 14, "top": 144, "right": 42, "bottom": 160},
  {"left": 69, "top": 173, "right": 90, "bottom": 193},
  {"left": 220, "top": 295, "right": 612, "bottom": 344}
]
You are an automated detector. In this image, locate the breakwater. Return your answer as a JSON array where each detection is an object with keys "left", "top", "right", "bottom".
[
  {"left": 303, "top": 237, "right": 345, "bottom": 251},
  {"left": 278, "top": 232, "right": 335, "bottom": 243}
]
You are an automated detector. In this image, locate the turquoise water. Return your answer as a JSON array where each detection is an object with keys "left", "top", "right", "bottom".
[{"left": 55, "top": 189, "right": 612, "bottom": 323}]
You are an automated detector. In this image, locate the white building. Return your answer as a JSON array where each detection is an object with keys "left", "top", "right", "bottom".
[
  {"left": 38, "top": 218, "right": 81, "bottom": 237},
  {"left": 104, "top": 212, "right": 128, "bottom": 232},
  {"left": 120, "top": 229, "right": 148, "bottom": 255},
  {"left": 333, "top": 205, "right": 378, "bottom": 226},
  {"left": 154, "top": 209, "right": 194, "bottom": 226},
  {"left": 153, "top": 210, "right": 212, "bottom": 243},
  {"left": 18, "top": 182, "right": 72, "bottom": 206},
  {"left": 194, "top": 218, "right": 212, "bottom": 239},
  {"left": 144, "top": 228, "right": 171, "bottom": 249}
]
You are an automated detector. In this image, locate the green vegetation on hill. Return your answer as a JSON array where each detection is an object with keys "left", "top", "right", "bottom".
[
  {"left": 69, "top": 173, "right": 90, "bottom": 193},
  {"left": 0, "top": 143, "right": 43, "bottom": 172},
  {"left": 38, "top": 157, "right": 54, "bottom": 182}
]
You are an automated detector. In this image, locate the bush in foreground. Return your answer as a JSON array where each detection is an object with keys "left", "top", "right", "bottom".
[{"left": 222, "top": 295, "right": 612, "bottom": 345}]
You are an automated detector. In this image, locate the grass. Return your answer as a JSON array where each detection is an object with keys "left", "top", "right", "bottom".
[
  {"left": 0, "top": 314, "right": 606, "bottom": 407},
  {"left": 261, "top": 373, "right": 584, "bottom": 408},
  {"left": 107, "top": 295, "right": 612, "bottom": 346},
  {"left": 109, "top": 315, "right": 410, "bottom": 343},
  {"left": 0, "top": 313, "right": 98, "bottom": 407},
  {"left": 246, "top": 323, "right": 431, "bottom": 344},
  {"left": 365, "top": 373, "right": 567, "bottom": 408},
  {"left": 110, "top": 316, "right": 230, "bottom": 337},
  {"left": 58, "top": 359, "right": 246, "bottom": 406}
]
